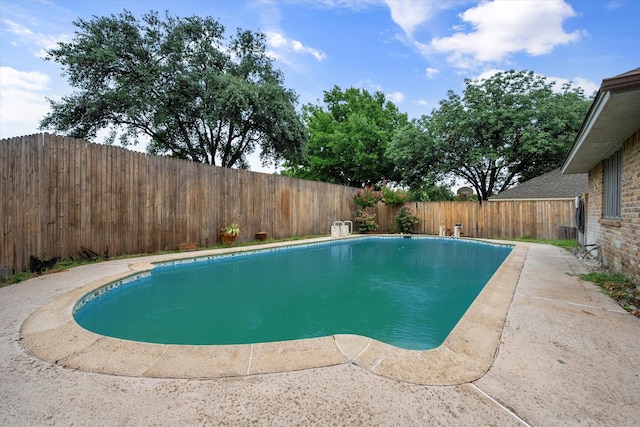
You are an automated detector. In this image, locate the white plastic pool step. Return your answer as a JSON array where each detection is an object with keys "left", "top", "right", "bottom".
[{"left": 331, "top": 220, "right": 352, "bottom": 237}]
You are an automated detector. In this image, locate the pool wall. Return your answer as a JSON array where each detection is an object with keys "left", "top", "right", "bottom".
[{"left": 20, "top": 236, "right": 527, "bottom": 385}]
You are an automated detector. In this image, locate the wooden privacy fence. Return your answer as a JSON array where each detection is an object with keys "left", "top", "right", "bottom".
[
  {"left": 375, "top": 199, "right": 577, "bottom": 239},
  {"left": 0, "top": 134, "right": 357, "bottom": 278},
  {"left": 1, "top": 133, "right": 577, "bottom": 278}
]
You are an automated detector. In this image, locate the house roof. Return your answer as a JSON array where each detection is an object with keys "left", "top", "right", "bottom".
[
  {"left": 489, "top": 168, "right": 587, "bottom": 201},
  {"left": 562, "top": 67, "right": 640, "bottom": 174}
]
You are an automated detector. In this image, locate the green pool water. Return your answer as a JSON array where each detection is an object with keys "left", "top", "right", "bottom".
[{"left": 74, "top": 237, "right": 512, "bottom": 350}]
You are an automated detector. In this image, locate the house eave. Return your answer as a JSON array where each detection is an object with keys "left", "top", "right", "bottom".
[{"left": 562, "top": 68, "right": 640, "bottom": 174}]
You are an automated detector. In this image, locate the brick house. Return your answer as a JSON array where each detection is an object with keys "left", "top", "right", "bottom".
[{"left": 562, "top": 67, "right": 640, "bottom": 282}]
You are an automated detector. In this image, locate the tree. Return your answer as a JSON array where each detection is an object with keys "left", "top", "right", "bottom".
[
  {"left": 282, "top": 86, "right": 408, "bottom": 187},
  {"left": 387, "top": 118, "right": 440, "bottom": 189},
  {"left": 40, "top": 10, "right": 306, "bottom": 169},
  {"left": 387, "top": 70, "right": 591, "bottom": 201},
  {"left": 386, "top": 118, "right": 455, "bottom": 201},
  {"left": 412, "top": 183, "right": 456, "bottom": 202}
]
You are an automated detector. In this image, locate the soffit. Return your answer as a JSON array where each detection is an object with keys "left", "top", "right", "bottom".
[{"left": 563, "top": 69, "right": 640, "bottom": 174}]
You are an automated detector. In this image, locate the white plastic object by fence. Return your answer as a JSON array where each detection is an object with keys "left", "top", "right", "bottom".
[
  {"left": 331, "top": 221, "right": 344, "bottom": 238},
  {"left": 454, "top": 224, "right": 463, "bottom": 238},
  {"left": 341, "top": 220, "right": 353, "bottom": 236},
  {"left": 331, "top": 220, "right": 353, "bottom": 237},
  {"left": 439, "top": 225, "right": 447, "bottom": 236}
]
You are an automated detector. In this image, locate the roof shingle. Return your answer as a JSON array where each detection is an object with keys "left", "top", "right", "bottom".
[{"left": 489, "top": 168, "right": 587, "bottom": 200}]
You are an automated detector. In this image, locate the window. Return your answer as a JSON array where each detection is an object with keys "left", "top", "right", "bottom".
[{"left": 603, "top": 149, "right": 621, "bottom": 219}]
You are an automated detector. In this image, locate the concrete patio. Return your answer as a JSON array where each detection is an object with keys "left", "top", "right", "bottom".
[{"left": 1, "top": 240, "right": 639, "bottom": 425}]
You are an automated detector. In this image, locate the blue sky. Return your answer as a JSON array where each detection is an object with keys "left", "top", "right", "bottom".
[{"left": 1, "top": 0, "right": 638, "bottom": 172}]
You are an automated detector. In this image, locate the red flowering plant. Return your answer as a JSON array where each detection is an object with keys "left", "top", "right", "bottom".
[
  {"left": 354, "top": 209, "right": 379, "bottom": 232},
  {"left": 353, "top": 185, "right": 382, "bottom": 232},
  {"left": 353, "top": 185, "right": 382, "bottom": 208}
]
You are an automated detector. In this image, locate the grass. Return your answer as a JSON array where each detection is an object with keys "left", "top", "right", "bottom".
[
  {"left": 505, "top": 236, "right": 576, "bottom": 252},
  {"left": 504, "top": 237, "right": 639, "bottom": 318},
  {"left": 2, "top": 271, "right": 34, "bottom": 287},
  {"left": 0, "top": 255, "right": 109, "bottom": 288},
  {"left": 580, "top": 271, "right": 639, "bottom": 317},
  {"left": 0, "top": 234, "right": 329, "bottom": 288}
]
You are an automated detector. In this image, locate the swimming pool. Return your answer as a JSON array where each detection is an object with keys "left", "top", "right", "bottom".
[{"left": 74, "top": 236, "right": 512, "bottom": 350}]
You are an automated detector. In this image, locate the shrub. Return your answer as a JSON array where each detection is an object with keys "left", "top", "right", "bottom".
[
  {"left": 395, "top": 205, "right": 418, "bottom": 233},
  {"left": 354, "top": 209, "right": 379, "bottom": 232},
  {"left": 353, "top": 185, "right": 382, "bottom": 208},
  {"left": 381, "top": 186, "right": 410, "bottom": 206}
]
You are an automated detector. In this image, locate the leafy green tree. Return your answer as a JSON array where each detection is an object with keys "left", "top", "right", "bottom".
[
  {"left": 386, "top": 121, "right": 455, "bottom": 201},
  {"left": 40, "top": 10, "right": 306, "bottom": 169},
  {"left": 411, "top": 183, "right": 456, "bottom": 202},
  {"left": 283, "top": 86, "right": 408, "bottom": 187},
  {"left": 388, "top": 70, "right": 591, "bottom": 201},
  {"left": 387, "top": 118, "right": 440, "bottom": 189}
]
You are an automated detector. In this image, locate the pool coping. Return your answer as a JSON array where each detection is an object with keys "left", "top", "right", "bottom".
[{"left": 20, "top": 236, "right": 527, "bottom": 385}]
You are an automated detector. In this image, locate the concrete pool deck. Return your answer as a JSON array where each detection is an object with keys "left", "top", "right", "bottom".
[{"left": 1, "top": 238, "right": 639, "bottom": 425}]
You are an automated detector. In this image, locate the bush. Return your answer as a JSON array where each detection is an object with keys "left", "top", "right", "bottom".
[
  {"left": 395, "top": 205, "right": 418, "bottom": 233},
  {"left": 381, "top": 186, "right": 410, "bottom": 206},
  {"left": 353, "top": 185, "right": 382, "bottom": 208},
  {"left": 354, "top": 209, "right": 379, "bottom": 232}
]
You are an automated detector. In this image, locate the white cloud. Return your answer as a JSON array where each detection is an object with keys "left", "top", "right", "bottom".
[
  {"left": 251, "top": 1, "right": 326, "bottom": 64},
  {"left": 265, "top": 31, "right": 327, "bottom": 62},
  {"left": 383, "top": 0, "right": 438, "bottom": 37},
  {"left": 572, "top": 77, "right": 599, "bottom": 96},
  {"left": 292, "top": 39, "right": 326, "bottom": 61},
  {"left": 427, "top": 0, "right": 584, "bottom": 69},
  {"left": 267, "top": 31, "right": 288, "bottom": 49},
  {"left": 474, "top": 68, "right": 504, "bottom": 81},
  {"left": 607, "top": 0, "right": 623, "bottom": 10},
  {"left": 415, "top": 99, "right": 429, "bottom": 106},
  {"left": 425, "top": 67, "right": 439, "bottom": 79},
  {"left": 1, "top": 18, "right": 68, "bottom": 57},
  {"left": 386, "top": 91, "right": 405, "bottom": 103},
  {"left": 0, "top": 66, "right": 51, "bottom": 138}
]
